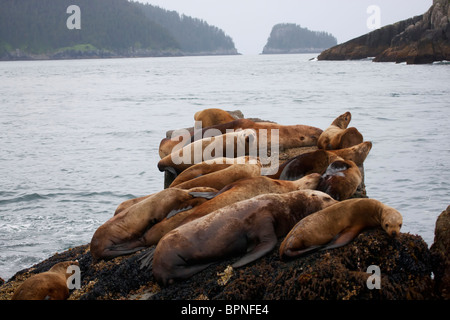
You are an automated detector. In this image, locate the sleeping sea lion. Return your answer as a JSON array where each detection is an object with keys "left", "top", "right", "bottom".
[
  {"left": 169, "top": 156, "right": 261, "bottom": 190},
  {"left": 159, "top": 118, "right": 323, "bottom": 158},
  {"left": 279, "top": 198, "right": 403, "bottom": 259},
  {"left": 271, "top": 141, "right": 372, "bottom": 181},
  {"left": 317, "top": 159, "right": 362, "bottom": 201},
  {"left": 139, "top": 173, "right": 322, "bottom": 246},
  {"left": 144, "top": 190, "right": 337, "bottom": 286},
  {"left": 158, "top": 129, "right": 258, "bottom": 175},
  {"left": 12, "top": 261, "right": 79, "bottom": 300},
  {"left": 114, "top": 158, "right": 260, "bottom": 216},
  {"left": 90, "top": 186, "right": 217, "bottom": 261}
]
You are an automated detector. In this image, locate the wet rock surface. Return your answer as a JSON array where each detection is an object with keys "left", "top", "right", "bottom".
[
  {"left": 0, "top": 228, "right": 440, "bottom": 300},
  {"left": 430, "top": 205, "right": 450, "bottom": 299}
]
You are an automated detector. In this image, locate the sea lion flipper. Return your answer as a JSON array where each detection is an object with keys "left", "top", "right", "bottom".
[
  {"left": 232, "top": 229, "right": 277, "bottom": 268},
  {"left": 281, "top": 245, "right": 324, "bottom": 259},
  {"left": 321, "top": 226, "right": 361, "bottom": 251},
  {"left": 188, "top": 191, "right": 218, "bottom": 200},
  {"left": 139, "top": 246, "right": 156, "bottom": 270}
]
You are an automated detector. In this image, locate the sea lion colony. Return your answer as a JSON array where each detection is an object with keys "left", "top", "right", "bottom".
[{"left": 12, "top": 108, "right": 404, "bottom": 298}]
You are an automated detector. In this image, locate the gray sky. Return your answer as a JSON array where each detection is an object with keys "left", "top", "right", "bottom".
[{"left": 137, "top": 0, "right": 432, "bottom": 54}]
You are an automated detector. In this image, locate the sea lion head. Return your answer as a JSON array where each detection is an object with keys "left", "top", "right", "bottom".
[
  {"left": 322, "top": 160, "right": 350, "bottom": 177},
  {"left": 381, "top": 206, "right": 403, "bottom": 237},
  {"left": 332, "top": 111, "right": 352, "bottom": 128},
  {"left": 48, "top": 260, "right": 79, "bottom": 275}
]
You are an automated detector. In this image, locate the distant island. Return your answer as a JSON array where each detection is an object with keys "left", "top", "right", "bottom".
[
  {"left": 0, "top": 0, "right": 238, "bottom": 61},
  {"left": 262, "top": 23, "right": 337, "bottom": 54},
  {"left": 318, "top": 0, "right": 450, "bottom": 64}
]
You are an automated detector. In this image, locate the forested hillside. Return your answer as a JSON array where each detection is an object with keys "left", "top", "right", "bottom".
[
  {"left": 137, "top": 3, "right": 237, "bottom": 55},
  {"left": 0, "top": 0, "right": 237, "bottom": 60},
  {"left": 262, "top": 23, "right": 337, "bottom": 54}
]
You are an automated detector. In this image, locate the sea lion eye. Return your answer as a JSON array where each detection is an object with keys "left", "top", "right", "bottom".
[{"left": 385, "top": 223, "right": 389, "bottom": 228}]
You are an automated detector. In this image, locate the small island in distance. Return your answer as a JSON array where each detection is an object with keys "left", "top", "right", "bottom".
[{"left": 262, "top": 23, "right": 337, "bottom": 54}]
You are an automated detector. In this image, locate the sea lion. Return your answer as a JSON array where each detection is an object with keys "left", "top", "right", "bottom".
[
  {"left": 194, "top": 118, "right": 323, "bottom": 151},
  {"left": 194, "top": 108, "right": 237, "bottom": 127},
  {"left": 279, "top": 198, "right": 403, "bottom": 259},
  {"left": 144, "top": 190, "right": 337, "bottom": 286},
  {"left": 114, "top": 158, "right": 260, "bottom": 216},
  {"left": 328, "top": 141, "right": 372, "bottom": 166},
  {"left": 169, "top": 156, "right": 261, "bottom": 190},
  {"left": 115, "top": 194, "right": 152, "bottom": 215},
  {"left": 159, "top": 118, "right": 323, "bottom": 158},
  {"left": 140, "top": 173, "right": 322, "bottom": 246},
  {"left": 317, "top": 111, "right": 363, "bottom": 150},
  {"left": 273, "top": 149, "right": 343, "bottom": 180},
  {"left": 271, "top": 141, "right": 372, "bottom": 181},
  {"left": 11, "top": 261, "right": 79, "bottom": 300},
  {"left": 317, "top": 159, "right": 362, "bottom": 201},
  {"left": 90, "top": 186, "right": 217, "bottom": 261},
  {"left": 158, "top": 129, "right": 258, "bottom": 175}
]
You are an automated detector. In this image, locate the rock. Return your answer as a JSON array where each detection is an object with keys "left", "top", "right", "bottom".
[
  {"left": 0, "top": 227, "right": 437, "bottom": 300},
  {"left": 150, "top": 229, "right": 434, "bottom": 300},
  {"left": 430, "top": 205, "right": 450, "bottom": 299},
  {"left": 318, "top": 0, "right": 450, "bottom": 64},
  {"left": 262, "top": 23, "right": 337, "bottom": 54}
]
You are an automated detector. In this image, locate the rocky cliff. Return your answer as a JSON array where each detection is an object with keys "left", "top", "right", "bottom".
[{"left": 318, "top": 0, "right": 450, "bottom": 64}]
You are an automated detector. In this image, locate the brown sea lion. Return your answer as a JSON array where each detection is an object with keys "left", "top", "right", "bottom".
[
  {"left": 169, "top": 156, "right": 261, "bottom": 190},
  {"left": 114, "top": 194, "right": 152, "bottom": 216},
  {"left": 328, "top": 141, "right": 372, "bottom": 166},
  {"left": 90, "top": 186, "right": 217, "bottom": 261},
  {"left": 11, "top": 261, "right": 79, "bottom": 300},
  {"left": 143, "top": 190, "right": 337, "bottom": 286},
  {"left": 194, "top": 108, "right": 237, "bottom": 127},
  {"left": 317, "top": 111, "right": 363, "bottom": 150},
  {"left": 159, "top": 118, "right": 323, "bottom": 158},
  {"left": 158, "top": 129, "right": 258, "bottom": 175},
  {"left": 279, "top": 198, "right": 403, "bottom": 259},
  {"left": 140, "top": 173, "right": 322, "bottom": 246},
  {"left": 114, "top": 158, "right": 260, "bottom": 216},
  {"left": 317, "top": 159, "right": 362, "bottom": 201},
  {"left": 271, "top": 141, "right": 372, "bottom": 181},
  {"left": 273, "top": 149, "right": 343, "bottom": 180},
  {"left": 195, "top": 118, "right": 323, "bottom": 150}
]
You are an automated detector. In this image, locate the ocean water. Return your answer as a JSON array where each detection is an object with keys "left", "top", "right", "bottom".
[{"left": 0, "top": 54, "right": 449, "bottom": 281}]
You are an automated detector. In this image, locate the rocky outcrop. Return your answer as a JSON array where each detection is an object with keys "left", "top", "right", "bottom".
[
  {"left": 262, "top": 23, "right": 337, "bottom": 54},
  {"left": 430, "top": 205, "right": 450, "bottom": 299},
  {"left": 0, "top": 229, "right": 437, "bottom": 300},
  {"left": 0, "top": 109, "right": 447, "bottom": 300},
  {"left": 318, "top": 0, "right": 450, "bottom": 64}
]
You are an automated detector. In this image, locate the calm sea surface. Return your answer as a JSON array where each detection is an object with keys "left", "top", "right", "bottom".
[{"left": 0, "top": 54, "right": 449, "bottom": 280}]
